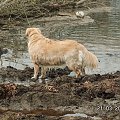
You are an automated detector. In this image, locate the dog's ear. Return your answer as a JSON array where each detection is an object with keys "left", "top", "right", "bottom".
[
  {"left": 25, "top": 28, "right": 41, "bottom": 37},
  {"left": 25, "top": 28, "right": 30, "bottom": 37},
  {"left": 36, "top": 28, "right": 41, "bottom": 33},
  {"left": 26, "top": 28, "right": 35, "bottom": 36}
]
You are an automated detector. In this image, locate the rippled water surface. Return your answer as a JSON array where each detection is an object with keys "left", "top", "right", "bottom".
[{"left": 0, "top": 0, "right": 120, "bottom": 75}]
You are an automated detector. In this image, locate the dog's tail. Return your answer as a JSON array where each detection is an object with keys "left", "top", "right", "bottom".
[
  {"left": 78, "top": 46, "right": 98, "bottom": 69},
  {"left": 83, "top": 50, "right": 98, "bottom": 69}
]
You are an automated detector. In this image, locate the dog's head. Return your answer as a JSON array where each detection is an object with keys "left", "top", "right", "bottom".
[{"left": 25, "top": 28, "right": 41, "bottom": 37}]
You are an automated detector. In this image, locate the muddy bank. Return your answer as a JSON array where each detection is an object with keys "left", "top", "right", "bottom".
[{"left": 0, "top": 66, "right": 120, "bottom": 120}]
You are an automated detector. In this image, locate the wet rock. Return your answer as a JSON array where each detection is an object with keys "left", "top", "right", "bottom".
[{"left": 0, "top": 48, "right": 8, "bottom": 56}]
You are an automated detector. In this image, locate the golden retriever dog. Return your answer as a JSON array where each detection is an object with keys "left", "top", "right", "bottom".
[{"left": 26, "top": 28, "right": 98, "bottom": 80}]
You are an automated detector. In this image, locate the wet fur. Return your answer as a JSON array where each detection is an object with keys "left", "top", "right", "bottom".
[{"left": 26, "top": 28, "right": 98, "bottom": 79}]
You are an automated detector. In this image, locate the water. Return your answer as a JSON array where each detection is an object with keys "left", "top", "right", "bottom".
[
  {"left": 64, "top": 113, "right": 102, "bottom": 120},
  {"left": 0, "top": 0, "right": 120, "bottom": 75}
]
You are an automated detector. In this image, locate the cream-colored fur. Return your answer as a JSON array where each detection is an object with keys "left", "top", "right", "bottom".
[{"left": 26, "top": 28, "right": 98, "bottom": 79}]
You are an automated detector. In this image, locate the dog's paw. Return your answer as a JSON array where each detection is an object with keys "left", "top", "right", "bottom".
[
  {"left": 31, "top": 77, "right": 38, "bottom": 82},
  {"left": 38, "top": 75, "right": 42, "bottom": 79},
  {"left": 31, "top": 76, "right": 36, "bottom": 79}
]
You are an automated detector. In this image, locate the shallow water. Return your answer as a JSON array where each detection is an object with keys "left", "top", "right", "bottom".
[{"left": 0, "top": 0, "right": 120, "bottom": 75}]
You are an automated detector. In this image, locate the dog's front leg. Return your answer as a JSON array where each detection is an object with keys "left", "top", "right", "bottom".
[
  {"left": 40, "top": 67, "right": 47, "bottom": 79},
  {"left": 31, "top": 63, "right": 39, "bottom": 79}
]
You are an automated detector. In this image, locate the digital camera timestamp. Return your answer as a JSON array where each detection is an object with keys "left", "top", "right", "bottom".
[{"left": 97, "top": 105, "right": 120, "bottom": 111}]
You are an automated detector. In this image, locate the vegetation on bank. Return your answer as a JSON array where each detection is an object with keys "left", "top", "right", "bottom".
[{"left": 0, "top": 0, "right": 109, "bottom": 19}]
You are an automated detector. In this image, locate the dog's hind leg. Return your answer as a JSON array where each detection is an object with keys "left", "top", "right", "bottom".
[
  {"left": 74, "top": 69, "right": 82, "bottom": 78},
  {"left": 67, "top": 65, "right": 82, "bottom": 78},
  {"left": 32, "top": 63, "right": 39, "bottom": 79},
  {"left": 81, "top": 66, "right": 85, "bottom": 76}
]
